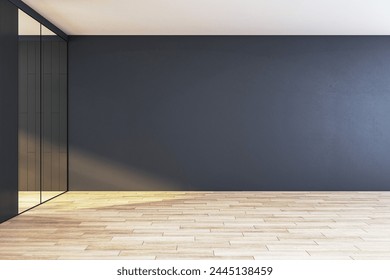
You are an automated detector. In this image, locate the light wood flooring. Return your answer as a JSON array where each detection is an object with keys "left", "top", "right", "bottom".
[
  {"left": 19, "top": 191, "right": 64, "bottom": 213},
  {"left": 1, "top": 191, "right": 390, "bottom": 260}
]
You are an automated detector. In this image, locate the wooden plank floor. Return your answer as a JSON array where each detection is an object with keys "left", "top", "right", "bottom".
[
  {"left": 1, "top": 191, "right": 390, "bottom": 260},
  {"left": 18, "top": 191, "right": 64, "bottom": 213}
]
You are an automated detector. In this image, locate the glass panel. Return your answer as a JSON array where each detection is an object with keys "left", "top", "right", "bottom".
[
  {"left": 41, "top": 25, "right": 67, "bottom": 202},
  {"left": 18, "top": 10, "right": 41, "bottom": 213}
]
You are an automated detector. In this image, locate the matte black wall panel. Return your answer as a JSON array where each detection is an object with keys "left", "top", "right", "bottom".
[
  {"left": 69, "top": 36, "right": 390, "bottom": 191},
  {"left": 0, "top": 0, "right": 18, "bottom": 221}
]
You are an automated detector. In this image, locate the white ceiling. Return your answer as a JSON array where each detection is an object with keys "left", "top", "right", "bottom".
[
  {"left": 19, "top": 10, "right": 56, "bottom": 35},
  {"left": 21, "top": 0, "right": 390, "bottom": 35}
]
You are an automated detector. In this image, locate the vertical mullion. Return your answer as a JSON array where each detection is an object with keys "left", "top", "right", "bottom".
[
  {"left": 66, "top": 40, "right": 69, "bottom": 192},
  {"left": 39, "top": 24, "right": 42, "bottom": 204}
]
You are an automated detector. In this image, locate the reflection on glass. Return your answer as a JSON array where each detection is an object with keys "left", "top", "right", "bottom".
[
  {"left": 41, "top": 26, "right": 68, "bottom": 203},
  {"left": 18, "top": 10, "right": 41, "bottom": 213},
  {"left": 18, "top": 11, "right": 68, "bottom": 212}
]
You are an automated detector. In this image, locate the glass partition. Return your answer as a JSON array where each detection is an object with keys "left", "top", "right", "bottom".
[
  {"left": 18, "top": 11, "right": 67, "bottom": 213},
  {"left": 41, "top": 26, "right": 68, "bottom": 202},
  {"left": 18, "top": 10, "right": 41, "bottom": 212}
]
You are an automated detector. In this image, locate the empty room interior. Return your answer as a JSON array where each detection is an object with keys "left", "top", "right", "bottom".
[{"left": 1, "top": 0, "right": 390, "bottom": 260}]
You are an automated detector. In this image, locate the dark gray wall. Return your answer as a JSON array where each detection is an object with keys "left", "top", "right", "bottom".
[
  {"left": 69, "top": 36, "right": 390, "bottom": 191},
  {"left": 0, "top": 0, "right": 18, "bottom": 221}
]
